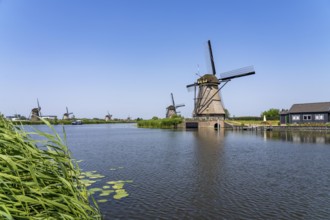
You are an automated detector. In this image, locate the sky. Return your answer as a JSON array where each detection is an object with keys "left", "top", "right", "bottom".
[{"left": 0, "top": 0, "right": 329, "bottom": 119}]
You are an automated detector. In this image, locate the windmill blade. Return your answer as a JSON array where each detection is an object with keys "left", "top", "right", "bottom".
[
  {"left": 186, "top": 82, "right": 197, "bottom": 88},
  {"left": 37, "top": 98, "right": 42, "bottom": 116},
  {"left": 171, "top": 93, "right": 175, "bottom": 107},
  {"left": 176, "top": 104, "right": 185, "bottom": 108},
  {"left": 187, "top": 85, "right": 196, "bottom": 92},
  {"left": 66, "top": 107, "right": 69, "bottom": 115},
  {"left": 219, "top": 66, "right": 255, "bottom": 81},
  {"left": 208, "top": 40, "right": 217, "bottom": 76}
]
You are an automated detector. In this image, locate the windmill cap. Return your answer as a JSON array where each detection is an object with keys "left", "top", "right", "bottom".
[{"left": 198, "top": 74, "right": 219, "bottom": 85}]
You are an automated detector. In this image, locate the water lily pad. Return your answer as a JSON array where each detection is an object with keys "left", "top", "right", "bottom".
[
  {"left": 103, "top": 185, "right": 110, "bottom": 189},
  {"left": 81, "top": 179, "right": 97, "bottom": 187},
  {"left": 89, "top": 175, "right": 105, "bottom": 179},
  {"left": 106, "top": 181, "right": 118, "bottom": 184},
  {"left": 113, "top": 189, "right": 129, "bottom": 200},
  {"left": 99, "top": 190, "right": 114, "bottom": 197},
  {"left": 97, "top": 199, "right": 107, "bottom": 203},
  {"left": 82, "top": 171, "right": 105, "bottom": 180},
  {"left": 89, "top": 188, "right": 103, "bottom": 194},
  {"left": 112, "top": 183, "right": 124, "bottom": 190}
]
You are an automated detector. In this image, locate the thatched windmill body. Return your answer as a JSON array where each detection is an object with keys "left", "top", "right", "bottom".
[
  {"left": 105, "top": 111, "right": 112, "bottom": 121},
  {"left": 166, "top": 93, "right": 185, "bottom": 118},
  {"left": 30, "top": 99, "right": 42, "bottom": 121},
  {"left": 186, "top": 40, "right": 255, "bottom": 119},
  {"left": 63, "top": 107, "right": 73, "bottom": 120}
]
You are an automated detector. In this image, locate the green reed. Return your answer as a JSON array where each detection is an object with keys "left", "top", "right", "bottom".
[
  {"left": 0, "top": 116, "right": 101, "bottom": 219},
  {"left": 137, "top": 117, "right": 183, "bottom": 129}
]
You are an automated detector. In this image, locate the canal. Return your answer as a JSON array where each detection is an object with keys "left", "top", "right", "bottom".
[{"left": 33, "top": 124, "right": 330, "bottom": 219}]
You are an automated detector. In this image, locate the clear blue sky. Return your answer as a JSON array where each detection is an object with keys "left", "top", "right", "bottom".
[{"left": 1, "top": 0, "right": 329, "bottom": 119}]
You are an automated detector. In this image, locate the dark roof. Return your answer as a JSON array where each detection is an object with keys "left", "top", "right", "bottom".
[
  {"left": 167, "top": 105, "right": 175, "bottom": 110},
  {"left": 197, "top": 74, "right": 219, "bottom": 85},
  {"left": 289, "top": 102, "right": 330, "bottom": 113}
]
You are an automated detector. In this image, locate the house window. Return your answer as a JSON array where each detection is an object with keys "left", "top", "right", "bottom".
[
  {"left": 315, "top": 114, "right": 324, "bottom": 120},
  {"left": 303, "top": 115, "right": 312, "bottom": 120},
  {"left": 292, "top": 115, "right": 300, "bottom": 120}
]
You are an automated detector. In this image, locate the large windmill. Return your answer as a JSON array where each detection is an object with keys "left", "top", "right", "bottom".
[
  {"left": 30, "top": 99, "right": 42, "bottom": 121},
  {"left": 186, "top": 40, "right": 255, "bottom": 119},
  {"left": 166, "top": 93, "right": 185, "bottom": 118},
  {"left": 63, "top": 107, "right": 73, "bottom": 120},
  {"left": 105, "top": 111, "right": 112, "bottom": 121}
]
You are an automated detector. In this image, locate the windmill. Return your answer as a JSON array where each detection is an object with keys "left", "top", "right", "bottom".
[
  {"left": 105, "top": 111, "right": 112, "bottom": 121},
  {"left": 166, "top": 93, "right": 185, "bottom": 118},
  {"left": 30, "top": 99, "right": 42, "bottom": 121},
  {"left": 186, "top": 40, "right": 255, "bottom": 119},
  {"left": 63, "top": 107, "right": 73, "bottom": 120}
]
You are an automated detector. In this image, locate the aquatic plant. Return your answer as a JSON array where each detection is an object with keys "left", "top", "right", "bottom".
[
  {"left": 79, "top": 167, "right": 133, "bottom": 203},
  {"left": 0, "top": 116, "right": 101, "bottom": 219}
]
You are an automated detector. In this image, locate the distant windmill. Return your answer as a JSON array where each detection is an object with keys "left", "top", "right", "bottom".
[
  {"left": 63, "top": 107, "right": 73, "bottom": 120},
  {"left": 105, "top": 111, "right": 112, "bottom": 121},
  {"left": 186, "top": 40, "right": 255, "bottom": 118},
  {"left": 166, "top": 93, "right": 185, "bottom": 118},
  {"left": 30, "top": 99, "right": 42, "bottom": 121}
]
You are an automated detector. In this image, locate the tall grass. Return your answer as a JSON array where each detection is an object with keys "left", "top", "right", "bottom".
[{"left": 0, "top": 116, "right": 101, "bottom": 219}]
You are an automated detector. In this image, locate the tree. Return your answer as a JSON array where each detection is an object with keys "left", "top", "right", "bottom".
[
  {"left": 261, "top": 108, "right": 279, "bottom": 120},
  {"left": 224, "top": 108, "right": 230, "bottom": 118}
]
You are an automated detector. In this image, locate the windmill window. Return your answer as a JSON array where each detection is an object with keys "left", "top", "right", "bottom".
[
  {"left": 303, "top": 115, "right": 312, "bottom": 120},
  {"left": 315, "top": 114, "right": 324, "bottom": 120},
  {"left": 292, "top": 115, "right": 300, "bottom": 120}
]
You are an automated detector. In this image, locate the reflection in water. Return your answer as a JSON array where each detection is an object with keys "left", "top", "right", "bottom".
[
  {"left": 260, "top": 131, "right": 330, "bottom": 144},
  {"left": 190, "top": 128, "right": 225, "bottom": 218}
]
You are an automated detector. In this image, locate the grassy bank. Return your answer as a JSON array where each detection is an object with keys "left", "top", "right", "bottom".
[
  {"left": 137, "top": 117, "right": 183, "bottom": 129},
  {"left": 0, "top": 116, "right": 101, "bottom": 219},
  {"left": 227, "top": 119, "right": 330, "bottom": 127},
  {"left": 226, "top": 119, "right": 280, "bottom": 126},
  {"left": 11, "top": 118, "right": 136, "bottom": 125}
]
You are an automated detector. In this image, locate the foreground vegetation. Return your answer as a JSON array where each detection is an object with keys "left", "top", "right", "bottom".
[
  {"left": 0, "top": 116, "right": 101, "bottom": 219},
  {"left": 137, "top": 116, "right": 183, "bottom": 129}
]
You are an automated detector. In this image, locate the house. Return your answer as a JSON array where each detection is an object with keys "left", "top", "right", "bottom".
[
  {"left": 280, "top": 102, "right": 330, "bottom": 124},
  {"left": 6, "top": 114, "right": 26, "bottom": 121}
]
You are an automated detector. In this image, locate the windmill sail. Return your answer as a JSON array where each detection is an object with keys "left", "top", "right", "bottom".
[
  {"left": 208, "top": 40, "right": 216, "bottom": 75},
  {"left": 219, "top": 66, "right": 255, "bottom": 81},
  {"left": 171, "top": 93, "right": 176, "bottom": 110},
  {"left": 37, "top": 99, "right": 42, "bottom": 117}
]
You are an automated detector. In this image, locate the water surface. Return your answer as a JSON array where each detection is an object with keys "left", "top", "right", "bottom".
[{"left": 31, "top": 124, "right": 330, "bottom": 219}]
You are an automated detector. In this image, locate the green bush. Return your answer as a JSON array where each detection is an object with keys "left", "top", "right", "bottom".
[{"left": 137, "top": 117, "right": 183, "bottom": 129}]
